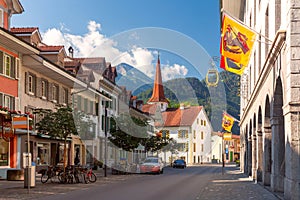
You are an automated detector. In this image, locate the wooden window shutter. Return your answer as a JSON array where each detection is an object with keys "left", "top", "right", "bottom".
[
  {"left": 11, "top": 96, "right": 15, "bottom": 111},
  {"left": 31, "top": 74, "right": 37, "bottom": 96},
  {"left": 36, "top": 77, "right": 42, "bottom": 97},
  {"left": 0, "top": 51, "right": 3, "bottom": 74},
  {"left": 48, "top": 82, "right": 53, "bottom": 100},
  {"left": 45, "top": 80, "right": 49, "bottom": 99},
  {"left": 10, "top": 56, "right": 15, "bottom": 78},
  {"left": 15, "top": 58, "right": 20, "bottom": 79},
  {"left": 58, "top": 86, "right": 63, "bottom": 104},
  {"left": 25, "top": 72, "right": 29, "bottom": 94}
]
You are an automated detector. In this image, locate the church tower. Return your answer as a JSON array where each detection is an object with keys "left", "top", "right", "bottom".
[{"left": 147, "top": 55, "right": 169, "bottom": 112}]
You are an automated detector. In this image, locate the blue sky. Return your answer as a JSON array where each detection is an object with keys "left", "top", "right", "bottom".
[{"left": 12, "top": 0, "right": 221, "bottom": 81}]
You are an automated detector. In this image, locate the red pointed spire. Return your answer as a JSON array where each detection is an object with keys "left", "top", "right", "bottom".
[{"left": 147, "top": 55, "right": 169, "bottom": 104}]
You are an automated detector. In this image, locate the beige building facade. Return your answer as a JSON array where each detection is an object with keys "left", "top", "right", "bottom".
[{"left": 221, "top": 0, "right": 300, "bottom": 199}]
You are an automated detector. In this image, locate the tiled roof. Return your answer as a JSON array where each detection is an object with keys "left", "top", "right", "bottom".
[
  {"left": 64, "top": 60, "right": 81, "bottom": 67},
  {"left": 39, "top": 45, "right": 64, "bottom": 52},
  {"left": 142, "top": 104, "right": 158, "bottom": 115},
  {"left": 10, "top": 27, "right": 38, "bottom": 34},
  {"left": 155, "top": 106, "right": 203, "bottom": 127},
  {"left": 73, "top": 57, "right": 105, "bottom": 64}
]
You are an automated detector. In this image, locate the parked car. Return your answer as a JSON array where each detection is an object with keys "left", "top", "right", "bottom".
[
  {"left": 172, "top": 159, "right": 186, "bottom": 169},
  {"left": 140, "top": 157, "right": 164, "bottom": 174}
]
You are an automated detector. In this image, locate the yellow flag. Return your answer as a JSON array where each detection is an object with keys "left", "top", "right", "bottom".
[
  {"left": 220, "top": 13, "right": 256, "bottom": 69},
  {"left": 222, "top": 112, "right": 234, "bottom": 132}
]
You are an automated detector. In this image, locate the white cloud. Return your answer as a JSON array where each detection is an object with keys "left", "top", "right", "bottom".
[
  {"left": 41, "top": 20, "right": 188, "bottom": 80},
  {"left": 161, "top": 64, "right": 188, "bottom": 81}
]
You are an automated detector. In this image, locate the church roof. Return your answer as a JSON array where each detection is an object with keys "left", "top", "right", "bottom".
[{"left": 147, "top": 56, "right": 169, "bottom": 104}]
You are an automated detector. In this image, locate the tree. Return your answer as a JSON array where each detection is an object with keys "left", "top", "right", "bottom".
[
  {"left": 36, "top": 106, "right": 89, "bottom": 168},
  {"left": 109, "top": 113, "right": 148, "bottom": 152},
  {"left": 109, "top": 113, "right": 173, "bottom": 154}
]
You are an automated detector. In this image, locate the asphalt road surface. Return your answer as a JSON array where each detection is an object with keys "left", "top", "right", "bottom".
[{"left": 39, "top": 165, "right": 224, "bottom": 200}]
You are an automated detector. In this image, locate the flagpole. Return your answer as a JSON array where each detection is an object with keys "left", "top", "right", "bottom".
[{"left": 221, "top": 9, "right": 273, "bottom": 43}]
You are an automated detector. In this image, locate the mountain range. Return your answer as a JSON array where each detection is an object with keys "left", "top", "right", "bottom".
[{"left": 115, "top": 63, "right": 240, "bottom": 133}]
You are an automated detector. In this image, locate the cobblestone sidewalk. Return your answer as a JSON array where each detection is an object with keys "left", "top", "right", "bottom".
[{"left": 0, "top": 169, "right": 141, "bottom": 200}]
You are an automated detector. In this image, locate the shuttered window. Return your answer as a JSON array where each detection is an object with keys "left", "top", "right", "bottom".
[
  {"left": 41, "top": 80, "right": 48, "bottom": 99},
  {"left": 28, "top": 74, "right": 36, "bottom": 95},
  {"left": 4, "top": 55, "right": 10, "bottom": 76},
  {"left": 61, "top": 88, "right": 68, "bottom": 105},
  {"left": 52, "top": 84, "right": 59, "bottom": 103},
  {"left": 0, "top": 93, "right": 15, "bottom": 111}
]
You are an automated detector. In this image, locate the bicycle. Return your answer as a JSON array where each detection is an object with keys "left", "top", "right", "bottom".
[
  {"left": 81, "top": 166, "right": 97, "bottom": 183},
  {"left": 41, "top": 165, "right": 62, "bottom": 183}
]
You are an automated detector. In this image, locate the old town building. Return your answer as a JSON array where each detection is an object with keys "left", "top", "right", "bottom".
[
  {"left": 220, "top": 0, "right": 300, "bottom": 199},
  {"left": 142, "top": 56, "right": 213, "bottom": 165}
]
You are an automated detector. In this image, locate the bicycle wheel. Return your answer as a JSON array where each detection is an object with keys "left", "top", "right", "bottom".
[
  {"left": 87, "top": 172, "right": 97, "bottom": 183},
  {"left": 58, "top": 171, "right": 67, "bottom": 184},
  {"left": 41, "top": 174, "right": 49, "bottom": 183}
]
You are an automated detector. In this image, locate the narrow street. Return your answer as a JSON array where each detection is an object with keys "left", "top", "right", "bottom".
[{"left": 30, "top": 164, "right": 278, "bottom": 200}]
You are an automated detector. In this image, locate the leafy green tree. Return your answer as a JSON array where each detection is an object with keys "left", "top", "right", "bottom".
[
  {"left": 109, "top": 113, "right": 148, "bottom": 152},
  {"left": 109, "top": 113, "right": 172, "bottom": 153},
  {"left": 36, "top": 106, "right": 89, "bottom": 167}
]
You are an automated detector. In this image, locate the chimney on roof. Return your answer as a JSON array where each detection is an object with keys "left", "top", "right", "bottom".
[{"left": 68, "top": 46, "right": 74, "bottom": 58}]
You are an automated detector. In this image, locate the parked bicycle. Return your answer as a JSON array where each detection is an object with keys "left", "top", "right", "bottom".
[
  {"left": 40, "top": 165, "right": 63, "bottom": 183},
  {"left": 82, "top": 166, "right": 97, "bottom": 183}
]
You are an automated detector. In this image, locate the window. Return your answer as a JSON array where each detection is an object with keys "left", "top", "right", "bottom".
[
  {"left": 201, "top": 120, "right": 203, "bottom": 126},
  {"left": 61, "top": 88, "right": 68, "bottom": 105},
  {"left": 178, "top": 130, "right": 188, "bottom": 138},
  {"left": 41, "top": 80, "right": 47, "bottom": 99},
  {"left": 193, "top": 143, "right": 196, "bottom": 152},
  {"left": 52, "top": 84, "right": 59, "bottom": 103},
  {"left": 197, "top": 118, "right": 199, "bottom": 124},
  {"left": 1, "top": 93, "right": 14, "bottom": 111},
  {"left": 15, "top": 58, "right": 20, "bottom": 79},
  {"left": 204, "top": 120, "right": 206, "bottom": 126},
  {"left": 4, "top": 96, "right": 10, "bottom": 109},
  {"left": 28, "top": 75, "right": 33, "bottom": 93},
  {"left": 161, "top": 130, "right": 170, "bottom": 138},
  {"left": 193, "top": 130, "right": 196, "bottom": 139},
  {"left": 201, "top": 144, "right": 204, "bottom": 152},
  {"left": 201, "top": 131, "right": 204, "bottom": 140},
  {"left": 4, "top": 55, "right": 11, "bottom": 76}
]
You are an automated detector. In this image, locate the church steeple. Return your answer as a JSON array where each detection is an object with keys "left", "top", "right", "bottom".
[{"left": 147, "top": 54, "right": 169, "bottom": 106}]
